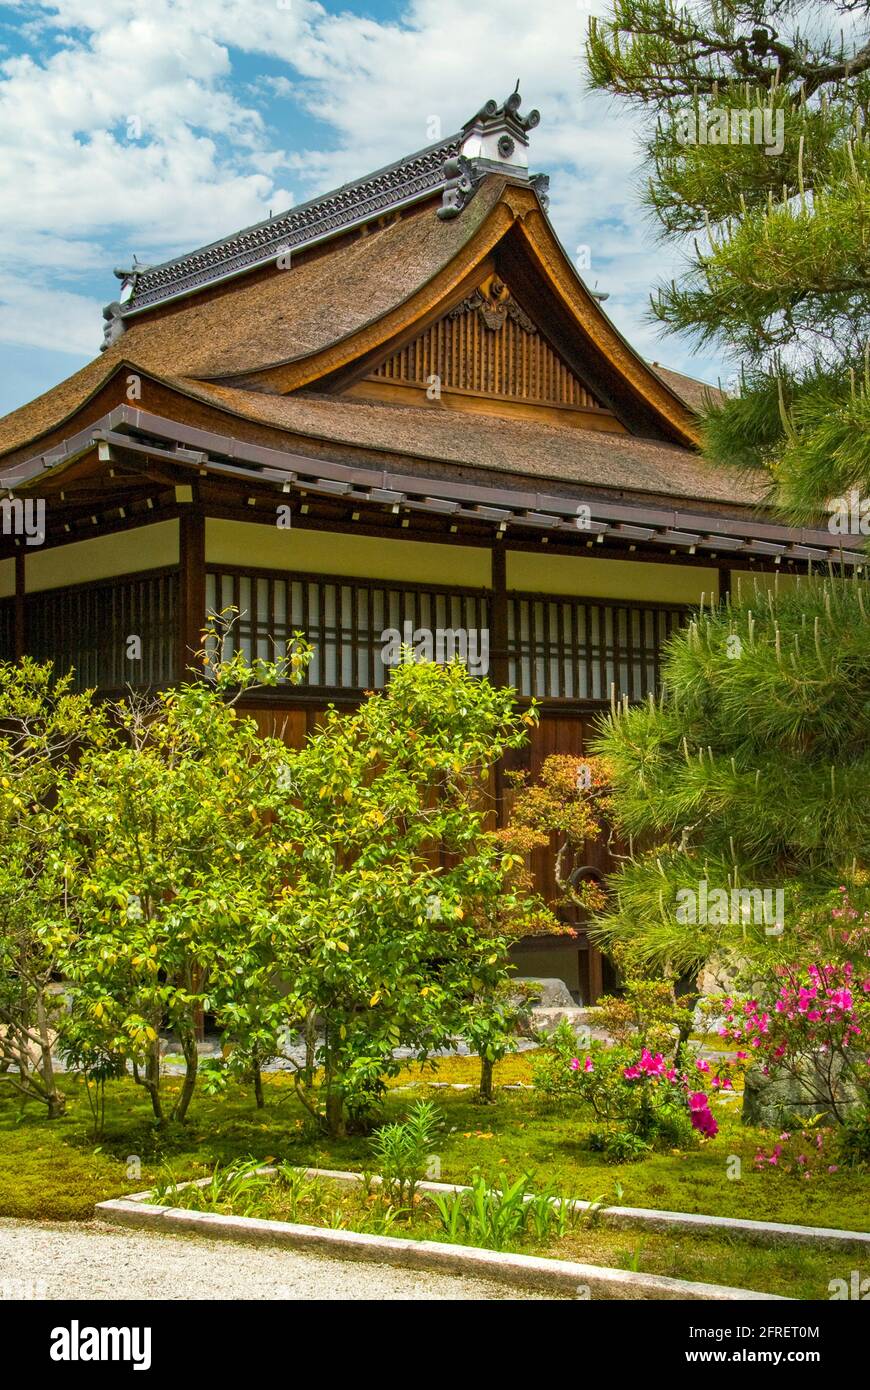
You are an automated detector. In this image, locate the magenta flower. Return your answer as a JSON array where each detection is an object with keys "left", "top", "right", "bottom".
[
  {"left": 687, "top": 1092, "right": 718, "bottom": 1138},
  {"left": 638, "top": 1048, "right": 666, "bottom": 1076}
]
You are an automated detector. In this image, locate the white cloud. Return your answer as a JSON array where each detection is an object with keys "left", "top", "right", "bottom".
[
  {"left": 0, "top": 0, "right": 721, "bottom": 380},
  {"left": 0, "top": 274, "right": 100, "bottom": 354}
]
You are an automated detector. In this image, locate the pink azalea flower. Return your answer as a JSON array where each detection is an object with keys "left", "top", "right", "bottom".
[{"left": 638, "top": 1048, "right": 667, "bottom": 1076}]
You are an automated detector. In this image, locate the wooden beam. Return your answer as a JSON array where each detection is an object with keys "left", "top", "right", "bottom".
[
  {"left": 177, "top": 511, "right": 205, "bottom": 680},
  {"left": 718, "top": 567, "right": 732, "bottom": 604},
  {"left": 14, "top": 550, "right": 25, "bottom": 660}
]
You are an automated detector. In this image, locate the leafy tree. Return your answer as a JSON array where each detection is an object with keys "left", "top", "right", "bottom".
[
  {"left": 0, "top": 661, "right": 106, "bottom": 1118},
  {"left": 591, "top": 573, "right": 870, "bottom": 975},
  {"left": 58, "top": 619, "right": 311, "bottom": 1126},
  {"left": 503, "top": 753, "right": 612, "bottom": 914},
  {"left": 586, "top": 0, "right": 870, "bottom": 528},
  {"left": 265, "top": 657, "right": 541, "bottom": 1136}
]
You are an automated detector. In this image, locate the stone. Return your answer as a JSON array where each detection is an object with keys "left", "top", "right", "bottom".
[
  {"left": 512, "top": 977, "right": 576, "bottom": 1009},
  {"left": 529, "top": 1006, "right": 604, "bottom": 1037},
  {"left": 742, "top": 1055, "right": 863, "bottom": 1128}
]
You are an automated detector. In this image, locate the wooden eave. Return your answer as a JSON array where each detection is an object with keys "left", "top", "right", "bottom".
[{"left": 1, "top": 393, "right": 863, "bottom": 572}]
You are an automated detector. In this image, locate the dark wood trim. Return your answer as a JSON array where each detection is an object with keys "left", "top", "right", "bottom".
[
  {"left": 206, "top": 560, "right": 489, "bottom": 600},
  {"left": 0, "top": 507, "right": 182, "bottom": 563},
  {"left": 14, "top": 551, "right": 25, "bottom": 661},
  {"left": 719, "top": 567, "right": 732, "bottom": 603},
  {"left": 178, "top": 510, "right": 205, "bottom": 680},
  {"left": 26, "top": 564, "right": 178, "bottom": 601},
  {"left": 509, "top": 585, "right": 690, "bottom": 615},
  {"left": 5, "top": 493, "right": 796, "bottom": 578}
]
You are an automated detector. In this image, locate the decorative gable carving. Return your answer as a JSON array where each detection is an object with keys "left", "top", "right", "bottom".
[
  {"left": 367, "top": 274, "right": 604, "bottom": 410},
  {"left": 449, "top": 278, "right": 538, "bottom": 334}
]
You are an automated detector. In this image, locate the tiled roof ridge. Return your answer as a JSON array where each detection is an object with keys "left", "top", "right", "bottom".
[
  {"left": 115, "top": 133, "right": 462, "bottom": 316},
  {"left": 101, "top": 88, "right": 548, "bottom": 345}
]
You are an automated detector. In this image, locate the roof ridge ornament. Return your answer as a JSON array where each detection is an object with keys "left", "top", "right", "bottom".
[
  {"left": 438, "top": 85, "right": 546, "bottom": 219},
  {"left": 460, "top": 83, "right": 540, "bottom": 167}
]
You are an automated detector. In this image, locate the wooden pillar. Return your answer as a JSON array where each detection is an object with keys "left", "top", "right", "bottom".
[
  {"left": 718, "top": 566, "right": 731, "bottom": 605},
  {"left": 587, "top": 940, "right": 604, "bottom": 1005},
  {"left": 14, "top": 550, "right": 26, "bottom": 660},
  {"left": 177, "top": 511, "right": 206, "bottom": 681},
  {"left": 490, "top": 543, "right": 509, "bottom": 825},
  {"left": 489, "top": 543, "right": 509, "bottom": 686}
]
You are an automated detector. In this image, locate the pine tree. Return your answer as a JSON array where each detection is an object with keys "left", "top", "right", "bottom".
[
  {"left": 590, "top": 572, "right": 870, "bottom": 973},
  {"left": 586, "top": 2, "right": 870, "bottom": 530}
]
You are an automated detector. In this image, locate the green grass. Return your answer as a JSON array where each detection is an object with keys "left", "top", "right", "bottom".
[
  {"left": 1, "top": 1056, "right": 868, "bottom": 1300},
  {"left": 150, "top": 1161, "right": 863, "bottom": 1301}
]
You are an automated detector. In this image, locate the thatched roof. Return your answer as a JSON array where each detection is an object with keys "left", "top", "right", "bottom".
[{"left": 176, "top": 379, "right": 762, "bottom": 507}]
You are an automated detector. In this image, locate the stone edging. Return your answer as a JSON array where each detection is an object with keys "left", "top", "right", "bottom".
[
  {"left": 339, "top": 1169, "right": 870, "bottom": 1250},
  {"left": 96, "top": 1171, "right": 788, "bottom": 1301}
]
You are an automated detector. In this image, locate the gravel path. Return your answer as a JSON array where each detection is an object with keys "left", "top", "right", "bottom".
[{"left": 0, "top": 1218, "right": 556, "bottom": 1301}]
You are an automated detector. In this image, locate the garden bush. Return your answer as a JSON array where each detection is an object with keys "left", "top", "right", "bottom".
[{"left": 533, "top": 1019, "right": 738, "bottom": 1161}]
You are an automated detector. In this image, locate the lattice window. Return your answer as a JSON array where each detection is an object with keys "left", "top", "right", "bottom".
[
  {"left": 507, "top": 593, "right": 686, "bottom": 701},
  {"left": 27, "top": 571, "right": 178, "bottom": 690},
  {"left": 206, "top": 568, "right": 490, "bottom": 690}
]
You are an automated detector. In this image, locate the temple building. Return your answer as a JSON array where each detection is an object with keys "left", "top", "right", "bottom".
[{"left": 0, "top": 91, "right": 860, "bottom": 999}]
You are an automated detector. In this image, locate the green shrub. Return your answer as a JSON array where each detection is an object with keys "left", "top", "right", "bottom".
[
  {"left": 588, "top": 1126, "right": 653, "bottom": 1164},
  {"left": 835, "top": 1109, "right": 870, "bottom": 1169},
  {"left": 368, "top": 1100, "right": 442, "bottom": 1203},
  {"left": 429, "top": 1172, "right": 574, "bottom": 1250}
]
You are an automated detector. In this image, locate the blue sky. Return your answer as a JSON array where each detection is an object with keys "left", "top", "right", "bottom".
[{"left": 0, "top": 0, "right": 729, "bottom": 420}]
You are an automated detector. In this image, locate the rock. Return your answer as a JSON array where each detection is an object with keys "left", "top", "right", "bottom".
[
  {"left": 160, "top": 1038, "right": 222, "bottom": 1057},
  {"left": 513, "top": 977, "right": 576, "bottom": 1009},
  {"left": 529, "top": 1006, "right": 603, "bottom": 1037},
  {"left": 742, "top": 1055, "right": 863, "bottom": 1128}
]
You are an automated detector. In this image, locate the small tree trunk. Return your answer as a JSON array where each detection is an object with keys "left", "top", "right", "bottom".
[
  {"left": 46, "top": 1090, "right": 66, "bottom": 1119},
  {"left": 252, "top": 1061, "right": 264, "bottom": 1110},
  {"left": 144, "top": 1041, "right": 164, "bottom": 1124},
  {"left": 173, "top": 1029, "right": 199, "bottom": 1124},
  {"left": 35, "top": 990, "right": 65, "bottom": 1120},
  {"left": 479, "top": 1056, "right": 495, "bottom": 1103},
  {"left": 321, "top": 1024, "right": 345, "bottom": 1136},
  {"left": 325, "top": 1089, "right": 346, "bottom": 1138},
  {"left": 303, "top": 1008, "right": 317, "bottom": 1089}
]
